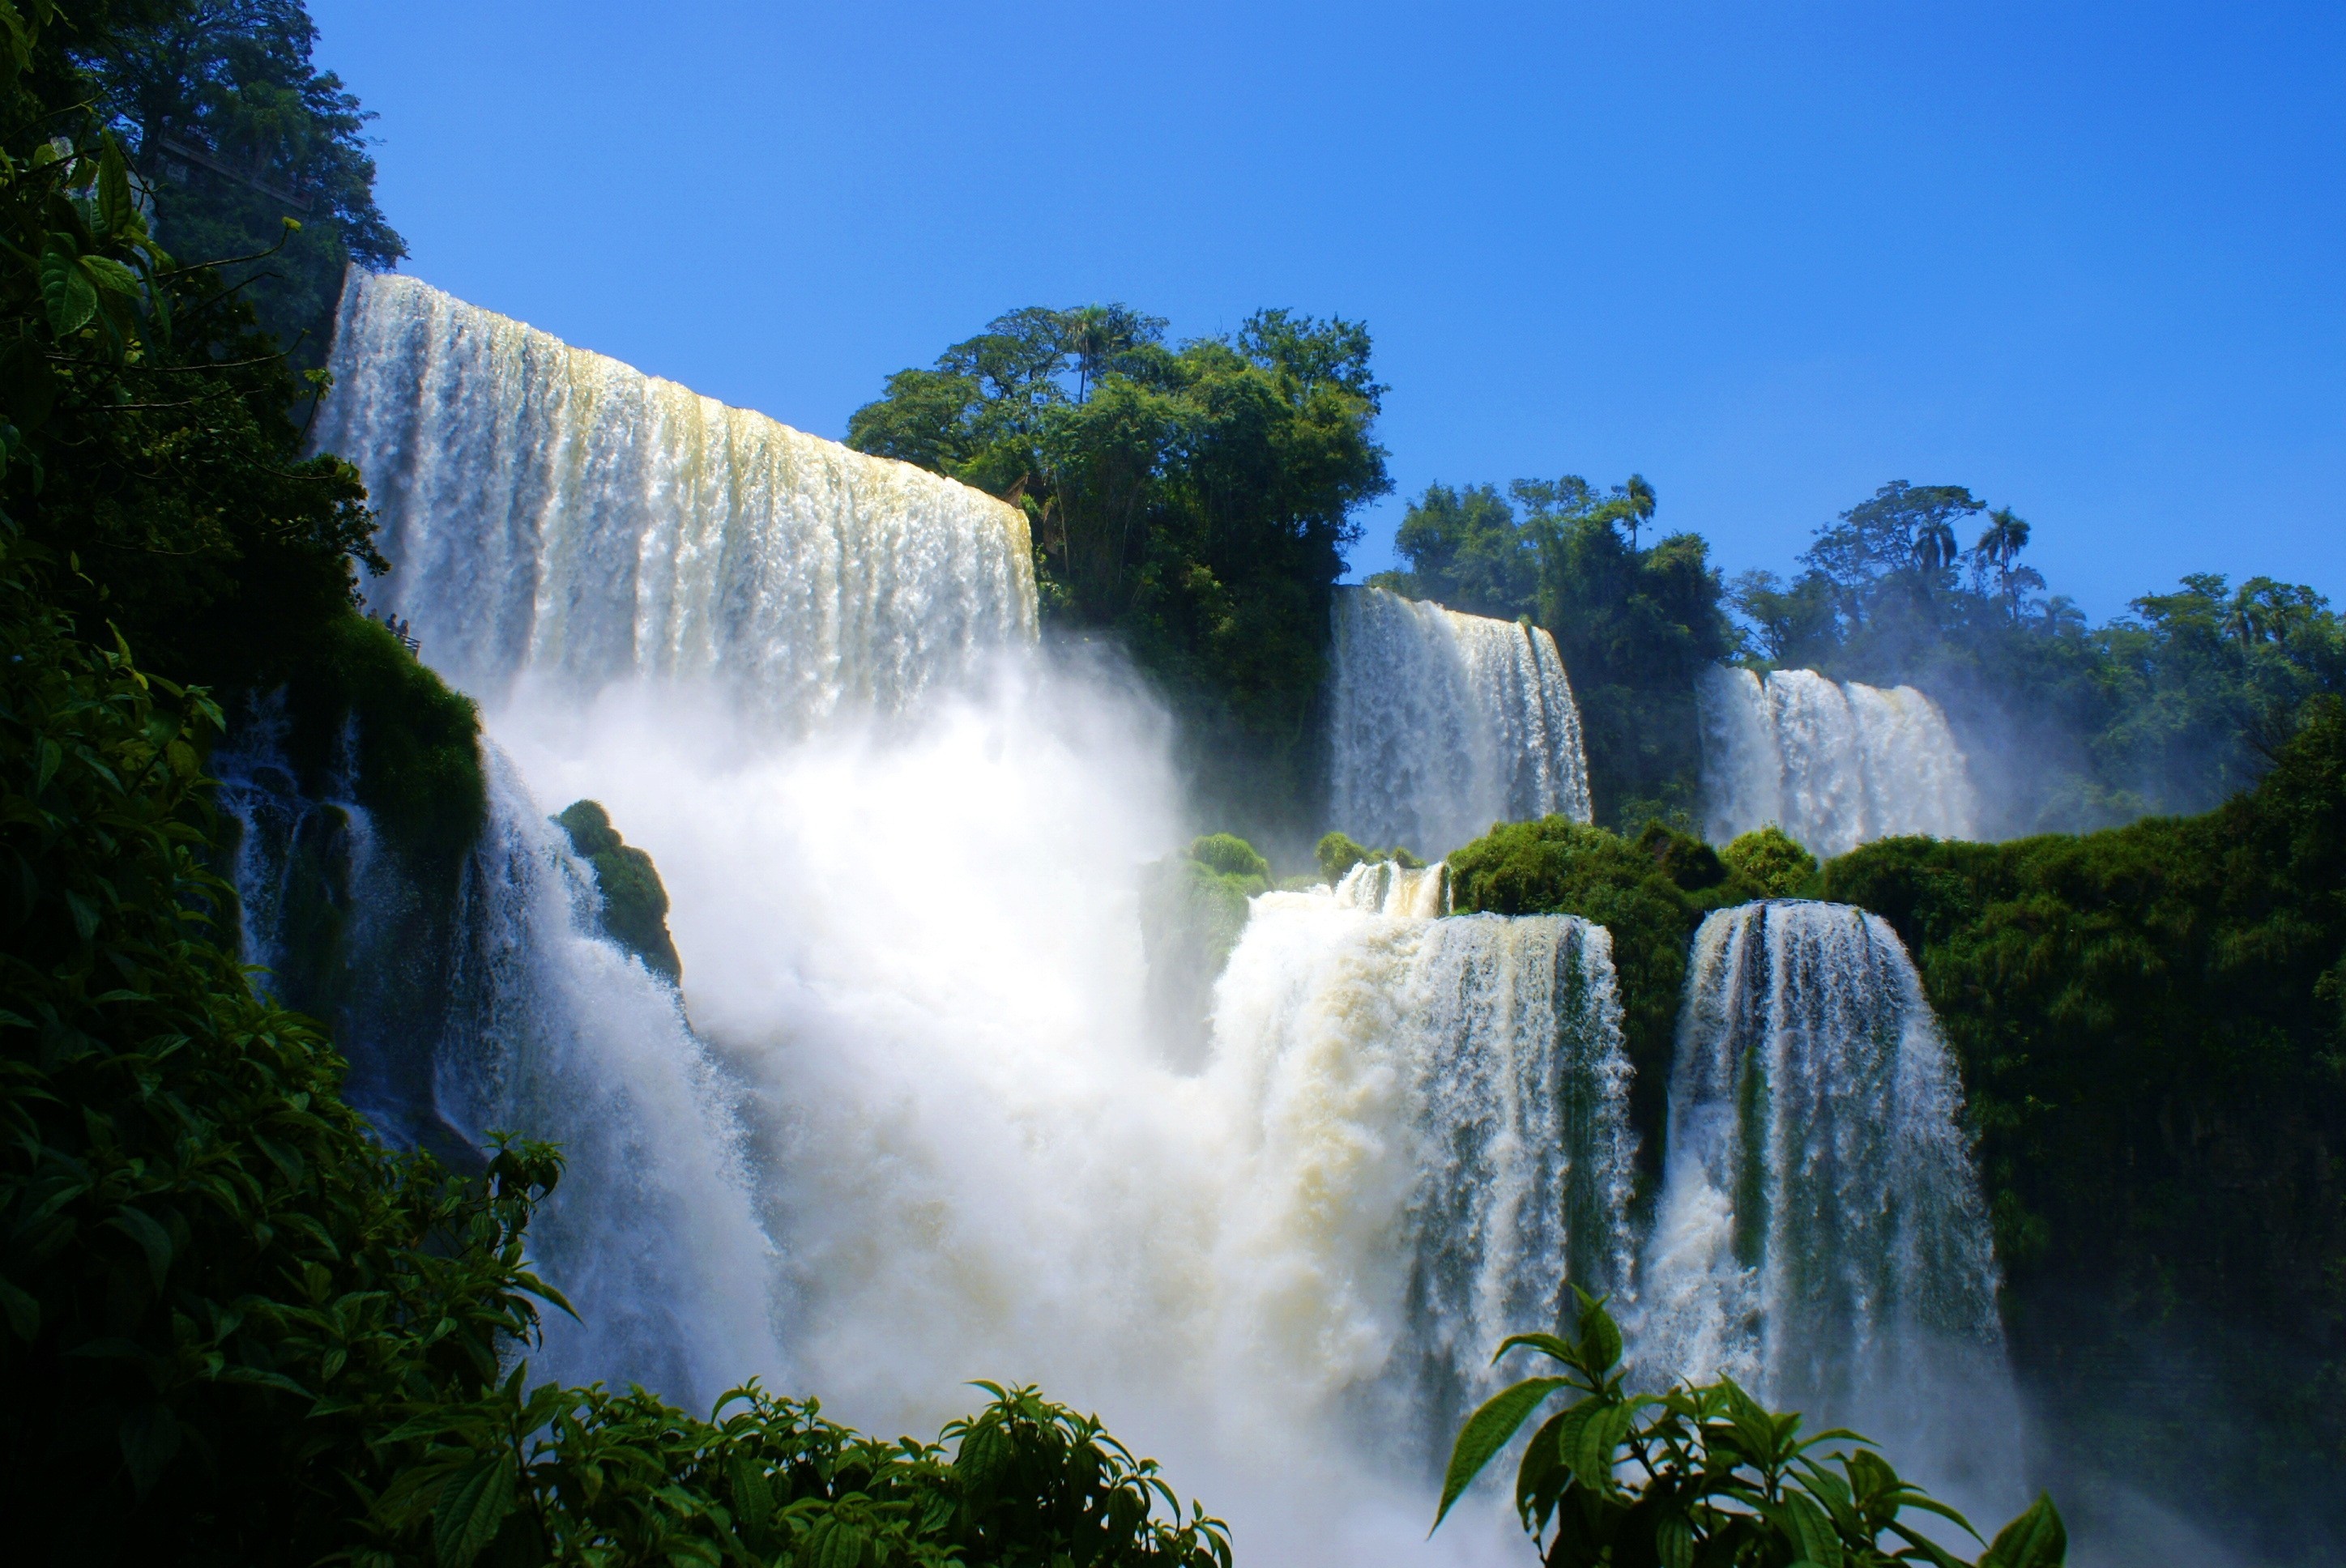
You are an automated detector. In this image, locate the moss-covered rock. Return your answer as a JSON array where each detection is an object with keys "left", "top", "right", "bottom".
[
  {"left": 260, "top": 610, "right": 485, "bottom": 881},
  {"left": 555, "top": 801, "right": 683, "bottom": 983},
  {"left": 1141, "top": 833, "right": 1273, "bottom": 1067},
  {"left": 1447, "top": 816, "right": 1768, "bottom": 1191},
  {"left": 1314, "top": 830, "right": 1424, "bottom": 882}
]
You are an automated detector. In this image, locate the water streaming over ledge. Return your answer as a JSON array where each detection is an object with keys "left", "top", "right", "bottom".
[
  {"left": 313, "top": 270, "right": 1037, "bottom": 722},
  {"left": 1697, "top": 666, "right": 1978, "bottom": 856},
  {"left": 1327, "top": 586, "right": 1592, "bottom": 855},
  {"left": 280, "top": 272, "right": 2042, "bottom": 1557},
  {"left": 1629, "top": 900, "right": 2021, "bottom": 1514},
  {"left": 1207, "top": 863, "right": 1636, "bottom": 1457}
]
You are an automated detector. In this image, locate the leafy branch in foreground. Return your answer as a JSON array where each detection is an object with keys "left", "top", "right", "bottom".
[
  {"left": 1435, "top": 1289, "right": 2064, "bottom": 1568},
  {"left": 359, "top": 1371, "right": 1231, "bottom": 1568}
]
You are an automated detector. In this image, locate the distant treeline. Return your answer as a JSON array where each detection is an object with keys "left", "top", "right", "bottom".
[{"left": 1378, "top": 475, "right": 2346, "bottom": 836}]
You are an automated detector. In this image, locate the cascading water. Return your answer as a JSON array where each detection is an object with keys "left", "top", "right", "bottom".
[
  {"left": 216, "top": 709, "right": 780, "bottom": 1405},
  {"left": 310, "top": 270, "right": 1034, "bottom": 723},
  {"left": 1631, "top": 900, "right": 2021, "bottom": 1515},
  {"left": 306, "top": 272, "right": 2028, "bottom": 1562},
  {"left": 1697, "top": 666, "right": 1978, "bottom": 856},
  {"left": 1207, "top": 862, "right": 1636, "bottom": 1462},
  {"left": 1327, "top": 586, "right": 1592, "bottom": 856}
]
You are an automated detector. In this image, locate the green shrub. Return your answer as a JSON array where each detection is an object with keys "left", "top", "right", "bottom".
[
  {"left": 1720, "top": 826, "right": 1819, "bottom": 898},
  {"left": 1314, "top": 829, "right": 1423, "bottom": 882},
  {"left": 1435, "top": 1291, "right": 2065, "bottom": 1567},
  {"left": 1185, "top": 831, "right": 1269, "bottom": 882},
  {"left": 365, "top": 1374, "right": 1229, "bottom": 1568},
  {"left": 1141, "top": 835, "right": 1272, "bottom": 1065},
  {"left": 555, "top": 801, "right": 682, "bottom": 983}
]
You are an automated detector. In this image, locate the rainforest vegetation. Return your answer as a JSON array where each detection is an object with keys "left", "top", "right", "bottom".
[
  {"left": 1377, "top": 474, "right": 2346, "bottom": 834},
  {"left": 6, "top": 0, "right": 2343, "bottom": 1564}
]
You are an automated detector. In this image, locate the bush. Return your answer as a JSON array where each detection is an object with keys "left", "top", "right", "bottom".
[
  {"left": 1141, "top": 835, "right": 1272, "bottom": 1066},
  {"left": 1435, "top": 1291, "right": 2065, "bottom": 1568},
  {"left": 1314, "top": 829, "right": 1423, "bottom": 881},
  {"left": 1720, "top": 826, "right": 1818, "bottom": 898},
  {"left": 555, "top": 801, "right": 682, "bottom": 983}
]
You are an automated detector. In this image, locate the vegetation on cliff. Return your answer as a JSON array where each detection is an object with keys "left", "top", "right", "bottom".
[
  {"left": 848, "top": 304, "right": 1390, "bottom": 842},
  {"left": 1823, "top": 701, "right": 2346, "bottom": 1557},
  {"left": 554, "top": 800, "right": 681, "bottom": 984},
  {"left": 0, "top": 10, "right": 1228, "bottom": 1562}
]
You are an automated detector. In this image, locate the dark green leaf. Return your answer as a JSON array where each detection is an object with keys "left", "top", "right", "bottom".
[
  {"left": 433, "top": 1450, "right": 519, "bottom": 1568},
  {"left": 97, "top": 134, "right": 134, "bottom": 236},
  {"left": 1981, "top": 1493, "right": 2066, "bottom": 1568},
  {"left": 40, "top": 237, "right": 96, "bottom": 336},
  {"left": 105, "top": 1205, "right": 173, "bottom": 1289},
  {"left": 119, "top": 1401, "right": 181, "bottom": 1497},
  {"left": 1434, "top": 1377, "right": 1572, "bottom": 1530}
]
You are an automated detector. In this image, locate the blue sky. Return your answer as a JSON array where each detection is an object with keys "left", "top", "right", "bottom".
[{"left": 309, "top": 1, "right": 2342, "bottom": 620}]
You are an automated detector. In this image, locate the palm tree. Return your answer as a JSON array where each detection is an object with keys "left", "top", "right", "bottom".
[
  {"left": 1622, "top": 474, "right": 1656, "bottom": 552},
  {"left": 1914, "top": 518, "right": 1960, "bottom": 576},
  {"left": 1972, "top": 507, "right": 2032, "bottom": 607}
]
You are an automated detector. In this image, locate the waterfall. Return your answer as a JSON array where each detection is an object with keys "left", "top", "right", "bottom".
[
  {"left": 1327, "top": 586, "right": 1593, "bottom": 856},
  {"left": 312, "top": 270, "right": 1037, "bottom": 722},
  {"left": 1632, "top": 900, "right": 2020, "bottom": 1512},
  {"left": 215, "top": 705, "right": 779, "bottom": 1405},
  {"left": 432, "top": 752, "right": 783, "bottom": 1403},
  {"left": 1697, "top": 666, "right": 1978, "bottom": 856},
  {"left": 1205, "top": 864, "right": 1636, "bottom": 1457}
]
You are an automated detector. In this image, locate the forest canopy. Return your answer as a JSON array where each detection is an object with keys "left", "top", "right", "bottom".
[{"left": 849, "top": 302, "right": 1390, "bottom": 839}]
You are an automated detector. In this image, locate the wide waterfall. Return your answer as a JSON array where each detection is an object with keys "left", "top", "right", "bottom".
[
  {"left": 293, "top": 272, "right": 2037, "bottom": 1562},
  {"left": 1631, "top": 900, "right": 2020, "bottom": 1514},
  {"left": 312, "top": 270, "right": 1035, "bottom": 722},
  {"left": 1326, "top": 586, "right": 1592, "bottom": 856},
  {"left": 1697, "top": 665, "right": 1979, "bottom": 856}
]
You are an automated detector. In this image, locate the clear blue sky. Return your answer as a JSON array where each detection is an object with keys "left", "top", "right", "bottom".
[{"left": 309, "top": 1, "right": 2343, "bottom": 620}]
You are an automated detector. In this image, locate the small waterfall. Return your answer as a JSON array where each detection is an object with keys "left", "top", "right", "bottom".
[
  {"left": 1327, "top": 586, "right": 1592, "bottom": 856},
  {"left": 1632, "top": 900, "right": 2019, "bottom": 1510},
  {"left": 216, "top": 714, "right": 779, "bottom": 1405},
  {"left": 433, "top": 751, "right": 782, "bottom": 1404},
  {"left": 1207, "top": 864, "right": 1635, "bottom": 1453},
  {"left": 1698, "top": 666, "right": 1978, "bottom": 856},
  {"left": 312, "top": 271, "right": 1037, "bottom": 722}
]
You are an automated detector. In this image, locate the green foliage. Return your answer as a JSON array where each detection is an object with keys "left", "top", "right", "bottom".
[
  {"left": 1720, "top": 827, "right": 1817, "bottom": 899},
  {"left": 1447, "top": 816, "right": 1761, "bottom": 1184},
  {"left": 1819, "top": 701, "right": 2346, "bottom": 1553},
  {"left": 0, "top": 508, "right": 568, "bottom": 1558},
  {"left": 362, "top": 1373, "right": 1229, "bottom": 1568},
  {"left": 1184, "top": 830, "right": 1268, "bottom": 882},
  {"left": 1312, "top": 829, "right": 1423, "bottom": 881},
  {"left": 554, "top": 800, "right": 681, "bottom": 984},
  {"left": 1371, "top": 475, "right": 1735, "bottom": 829},
  {"left": 1436, "top": 1291, "right": 2065, "bottom": 1567},
  {"left": 849, "top": 304, "right": 1391, "bottom": 839},
  {"left": 82, "top": 0, "right": 407, "bottom": 361}
]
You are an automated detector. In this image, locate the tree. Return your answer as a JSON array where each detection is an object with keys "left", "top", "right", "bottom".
[
  {"left": 1618, "top": 471, "right": 1655, "bottom": 552},
  {"left": 850, "top": 303, "right": 1391, "bottom": 837},
  {"left": 1972, "top": 506, "right": 2033, "bottom": 609},
  {"left": 80, "top": 0, "right": 407, "bottom": 361}
]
